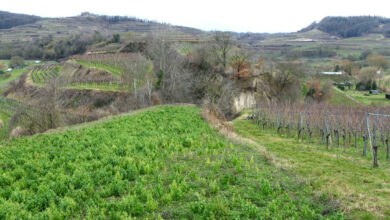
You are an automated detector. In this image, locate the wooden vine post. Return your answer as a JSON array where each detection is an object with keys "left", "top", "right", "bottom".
[
  {"left": 297, "top": 112, "right": 302, "bottom": 141},
  {"left": 373, "top": 146, "right": 379, "bottom": 168},
  {"left": 367, "top": 112, "right": 390, "bottom": 167},
  {"left": 363, "top": 112, "right": 368, "bottom": 156}
]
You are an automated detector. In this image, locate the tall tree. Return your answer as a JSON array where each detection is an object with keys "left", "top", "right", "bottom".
[
  {"left": 213, "top": 31, "right": 233, "bottom": 69},
  {"left": 366, "top": 54, "right": 388, "bottom": 70},
  {"left": 342, "top": 59, "right": 352, "bottom": 75},
  {"left": 8, "top": 56, "right": 25, "bottom": 68},
  {"left": 230, "top": 53, "right": 250, "bottom": 79},
  {"left": 0, "top": 63, "right": 5, "bottom": 73},
  {"left": 121, "top": 53, "right": 154, "bottom": 99}
]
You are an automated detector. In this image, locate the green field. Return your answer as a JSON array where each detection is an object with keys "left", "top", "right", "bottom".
[
  {"left": 335, "top": 89, "right": 390, "bottom": 106},
  {"left": 0, "top": 106, "right": 343, "bottom": 219},
  {"left": 234, "top": 119, "right": 390, "bottom": 219}
]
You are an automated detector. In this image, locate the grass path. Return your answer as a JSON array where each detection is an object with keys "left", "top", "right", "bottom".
[
  {"left": 232, "top": 119, "right": 390, "bottom": 219},
  {"left": 333, "top": 88, "right": 362, "bottom": 105}
]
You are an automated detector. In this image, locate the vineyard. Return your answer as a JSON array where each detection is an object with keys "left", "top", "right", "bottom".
[
  {"left": 30, "top": 64, "right": 61, "bottom": 84},
  {"left": 0, "top": 106, "right": 343, "bottom": 219},
  {"left": 250, "top": 101, "right": 390, "bottom": 167},
  {"left": 70, "top": 53, "right": 154, "bottom": 92},
  {"left": 29, "top": 62, "right": 122, "bottom": 91}
]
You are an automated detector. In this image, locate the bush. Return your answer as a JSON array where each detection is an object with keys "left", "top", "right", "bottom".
[
  {"left": 112, "top": 34, "right": 120, "bottom": 43},
  {"left": 337, "top": 85, "right": 345, "bottom": 90},
  {"left": 305, "top": 79, "right": 333, "bottom": 103},
  {"left": 356, "top": 79, "right": 377, "bottom": 91},
  {"left": 8, "top": 56, "right": 24, "bottom": 68},
  {"left": 0, "top": 63, "right": 5, "bottom": 73}
]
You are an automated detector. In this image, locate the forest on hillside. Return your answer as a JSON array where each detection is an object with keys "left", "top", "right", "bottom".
[
  {"left": 0, "top": 11, "right": 41, "bottom": 29},
  {"left": 302, "top": 16, "right": 390, "bottom": 38}
]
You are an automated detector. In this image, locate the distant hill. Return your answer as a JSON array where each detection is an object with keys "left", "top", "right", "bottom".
[
  {"left": 0, "top": 11, "right": 206, "bottom": 59},
  {"left": 0, "top": 11, "right": 42, "bottom": 29},
  {"left": 300, "top": 16, "right": 390, "bottom": 38},
  {"left": 0, "top": 11, "right": 205, "bottom": 47}
]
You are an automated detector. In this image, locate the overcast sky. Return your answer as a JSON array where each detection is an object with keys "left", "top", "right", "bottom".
[{"left": 2, "top": 0, "right": 390, "bottom": 33}]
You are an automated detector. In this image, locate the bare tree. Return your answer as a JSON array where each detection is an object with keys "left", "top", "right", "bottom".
[
  {"left": 259, "top": 61, "right": 304, "bottom": 102},
  {"left": 8, "top": 78, "right": 63, "bottom": 135},
  {"left": 366, "top": 54, "right": 388, "bottom": 70},
  {"left": 146, "top": 33, "right": 191, "bottom": 102},
  {"left": 213, "top": 31, "right": 233, "bottom": 69},
  {"left": 121, "top": 53, "right": 154, "bottom": 99}
]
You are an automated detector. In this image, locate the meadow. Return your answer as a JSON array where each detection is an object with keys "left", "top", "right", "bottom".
[
  {"left": 0, "top": 106, "right": 343, "bottom": 219},
  {"left": 342, "top": 90, "right": 390, "bottom": 106}
]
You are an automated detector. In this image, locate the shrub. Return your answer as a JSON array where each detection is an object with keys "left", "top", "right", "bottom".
[
  {"left": 8, "top": 56, "right": 24, "bottom": 68},
  {"left": 305, "top": 79, "right": 333, "bottom": 103}
]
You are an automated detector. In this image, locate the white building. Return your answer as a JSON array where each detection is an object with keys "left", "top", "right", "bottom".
[{"left": 322, "top": 72, "right": 343, "bottom": 75}]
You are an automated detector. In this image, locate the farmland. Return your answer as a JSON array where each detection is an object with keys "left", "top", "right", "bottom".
[{"left": 0, "top": 106, "right": 343, "bottom": 218}]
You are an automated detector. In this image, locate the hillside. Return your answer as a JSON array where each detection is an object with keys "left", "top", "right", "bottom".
[
  {"left": 2, "top": 11, "right": 390, "bottom": 68},
  {"left": 0, "top": 106, "right": 342, "bottom": 218},
  {"left": 300, "top": 16, "right": 390, "bottom": 38},
  {"left": 0, "top": 11, "right": 205, "bottom": 54},
  {"left": 0, "top": 11, "right": 41, "bottom": 30}
]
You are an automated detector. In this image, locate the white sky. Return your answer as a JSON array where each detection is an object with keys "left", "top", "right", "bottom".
[{"left": 2, "top": 0, "right": 390, "bottom": 33}]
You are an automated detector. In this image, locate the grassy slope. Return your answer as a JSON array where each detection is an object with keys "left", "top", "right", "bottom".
[
  {"left": 328, "top": 88, "right": 360, "bottom": 107},
  {"left": 0, "top": 60, "right": 36, "bottom": 88},
  {"left": 234, "top": 119, "right": 390, "bottom": 219},
  {"left": 66, "top": 83, "right": 121, "bottom": 92},
  {"left": 0, "top": 106, "right": 342, "bottom": 219}
]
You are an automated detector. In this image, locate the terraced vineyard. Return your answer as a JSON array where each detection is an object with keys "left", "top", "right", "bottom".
[
  {"left": 67, "top": 53, "right": 153, "bottom": 92},
  {"left": 30, "top": 64, "right": 61, "bottom": 84},
  {"left": 0, "top": 106, "right": 343, "bottom": 219},
  {"left": 71, "top": 54, "right": 129, "bottom": 76}
]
